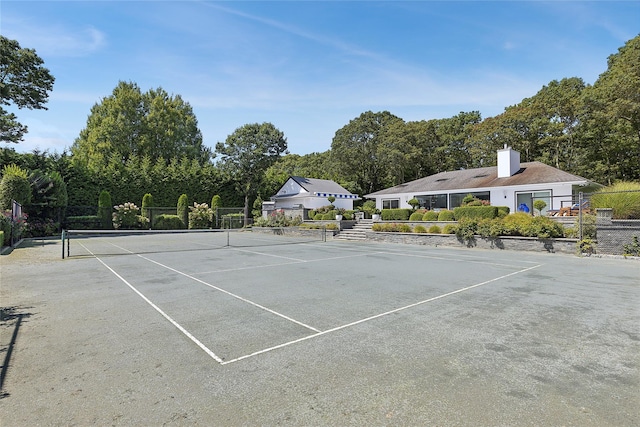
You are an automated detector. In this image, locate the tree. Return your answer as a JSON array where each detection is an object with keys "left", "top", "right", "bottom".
[
  {"left": 580, "top": 35, "right": 640, "bottom": 182},
  {"left": 331, "top": 111, "right": 403, "bottom": 195},
  {"left": 0, "top": 164, "right": 31, "bottom": 209},
  {"left": 1, "top": 36, "right": 55, "bottom": 143},
  {"left": 215, "top": 122, "right": 288, "bottom": 225},
  {"left": 72, "top": 81, "right": 209, "bottom": 169}
]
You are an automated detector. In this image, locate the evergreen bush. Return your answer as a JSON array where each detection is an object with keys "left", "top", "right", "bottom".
[
  {"left": 423, "top": 211, "right": 438, "bottom": 221},
  {"left": 442, "top": 224, "right": 457, "bottom": 234},
  {"left": 409, "top": 212, "right": 425, "bottom": 221},
  {"left": 141, "top": 193, "right": 154, "bottom": 219},
  {"left": 381, "top": 208, "right": 411, "bottom": 221},
  {"left": 154, "top": 214, "right": 184, "bottom": 230},
  {"left": 98, "top": 190, "right": 113, "bottom": 229},
  {"left": 454, "top": 206, "right": 498, "bottom": 220},
  {"left": 437, "top": 210, "right": 455, "bottom": 221},
  {"left": 177, "top": 194, "right": 189, "bottom": 229},
  {"left": 414, "top": 225, "right": 427, "bottom": 233},
  {"left": 427, "top": 225, "right": 441, "bottom": 234}
]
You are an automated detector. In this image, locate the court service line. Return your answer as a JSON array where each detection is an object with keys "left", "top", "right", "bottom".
[
  {"left": 78, "top": 243, "right": 224, "bottom": 364},
  {"left": 134, "top": 253, "right": 322, "bottom": 333},
  {"left": 220, "top": 263, "right": 542, "bottom": 365},
  {"left": 192, "top": 250, "right": 387, "bottom": 276}
]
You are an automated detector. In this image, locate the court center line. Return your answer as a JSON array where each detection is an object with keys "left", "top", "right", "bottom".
[
  {"left": 191, "top": 251, "right": 387, "bottom": 276},
  {"left": 134, "top": 253, "right": 322, "bottom": 333},
  {"left": 78, "top": 242, "right": 224, "bottom": 364},
  {"left": 221, "top": 263, "right": 542, "bottom": 365}
]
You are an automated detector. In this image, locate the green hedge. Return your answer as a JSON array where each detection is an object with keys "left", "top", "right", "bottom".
[
  {"left": 0, "top": 231, "right": 4, "bottom": 246},
  {"left": 453, "top": 206, "right": 498, "bottom": 220},
  {"left": 409, "top": 212, "right": 425, "bottom": 221},
  {"left": 381, "top": 208, "right": 411, "bottom": 221},
  {"left": 153, "top": 214, "right": 184, "bottom": 230},
  {"left": 437, "top": 210, "right": 455, "bottom": 221},
  {"left": 423, "top": 211, "right": 439, "bottom": 221},
  {"left": 66, "top": 215, "right": 101, "bottom": 229}
]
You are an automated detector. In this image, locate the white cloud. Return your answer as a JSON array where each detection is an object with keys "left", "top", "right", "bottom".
[{"left": 3, "top": 15, "right": 106, "bottom": 57}]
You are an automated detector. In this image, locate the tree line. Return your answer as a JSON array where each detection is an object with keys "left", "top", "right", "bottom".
[{"left": 1, "top": 35, "right": 639, "bottom": 222}]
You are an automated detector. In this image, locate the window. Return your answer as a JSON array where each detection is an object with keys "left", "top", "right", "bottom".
[
  {"left": 516, "top": 191, "right": 551, "bottom": 215},
  {"left": 449, "top": 191, "right": 490, "bottom": 208},
  {"left": 382, "top": 199, "right": 400, "bottom": 209},
  {"left": 416, "top": 194, "right": 447, "bottom": 210}
]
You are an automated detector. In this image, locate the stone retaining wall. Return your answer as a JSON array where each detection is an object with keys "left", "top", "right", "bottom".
[
  {"left": 363, "top": 231, "right": 578, "bottom": 254},
  {"left": 596, "top": 209, "right": 640, "bottom": 255}
]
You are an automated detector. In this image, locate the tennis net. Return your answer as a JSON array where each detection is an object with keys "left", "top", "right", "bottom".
[{"left": 61, "top": 227, "right": 327, "bottom": 258}]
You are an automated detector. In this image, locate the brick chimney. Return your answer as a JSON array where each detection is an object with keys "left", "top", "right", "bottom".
[{"left": 497, "top": 145, "right": 520, "bottom": 178}]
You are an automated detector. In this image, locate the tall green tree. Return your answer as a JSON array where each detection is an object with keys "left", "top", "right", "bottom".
[
  {"left": 72, "top": 81, "right": 209, "bottom": 169},
  {"left": 331, "top": 111, "right": 403, "bottom": 195},
  {"left": 215, "top": 122, "right": 288, "bottom": 224},
  {"left": 0, "top": 36, "right": 55, "bottom": 143},
  {"left": 580, "top": 35, "right": 640, "bottom": 183}
]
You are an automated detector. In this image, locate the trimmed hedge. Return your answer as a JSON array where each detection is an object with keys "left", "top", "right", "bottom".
[
  {"left": 437, "top": 210, "right": 455, "bottom": 221},
  {"left": 381, "top": 208, "right": 411, "bottom": 221},
  {"left": 154, "top": 214, "right": 184, "bottom": 230},
  {"left": 453, "top": 206, "right": 498, "bottom": 220},
  {"left": 66, "top": 215, "right": 101, "bottom": 229},
  {"left": 409, "top": 212, "right": 425, "bottom": 221},
  {"left": 423, "top": 211, "right": 439, "bottom": 221}
]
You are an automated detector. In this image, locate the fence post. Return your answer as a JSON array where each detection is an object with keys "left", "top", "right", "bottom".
[{"left": 578, "top": 192, "right": 584, "bottom": 241}]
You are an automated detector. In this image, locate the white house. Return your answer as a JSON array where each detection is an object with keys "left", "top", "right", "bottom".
[
  {"left": 364, "top": 147, "right": 599, "bottom": 215},
  {"left": 265, "top": 176, "right": 359, "bottom": 212}
]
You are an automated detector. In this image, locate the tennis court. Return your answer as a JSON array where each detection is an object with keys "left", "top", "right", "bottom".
[{"left": 1, "top": 231, "right": 639, "bottom": 425}]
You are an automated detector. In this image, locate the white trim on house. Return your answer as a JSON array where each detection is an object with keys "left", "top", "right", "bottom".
[
  {"left": 365, "top": 147, "right": 597, "bottom": 214},
  {"left": 269, "top": 176, "right": 360, "bottom": 210}
]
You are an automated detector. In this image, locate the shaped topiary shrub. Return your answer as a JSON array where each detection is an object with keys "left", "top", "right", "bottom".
[
  {"left": 154, "top": 214, "right": 184, "bottom": 230},
  {"left": 142, "top": 193, "right": 153, "bottom": 220},
  {"left": 98, "top": 190, "right": 113, "bottom": 229},
  {"left": 414, "top": 225, "right": 427, "bottom": 233},
  {"left": 437, "top": 210, "right": 455, "bottom": 221},
  {"left": 177, "top": 194, "right": 189, "bottom": 229},
  {"left": 427, "top": 225, "right": 442, "bottom": 234},
  {"left": 442, "top": 224, "right": 457, "bottom": 234},
  {"left": 423, "top": 211, "right": 438, "bottom": 221},
  {"left": 381, "top": 208, "right": 411, "bottom": 221},
  {"left": 454, "top": 206, "right": 498, "bottom": 220},
  {"left": 409, "top": 212, "right": 425, "bottom": 221}
]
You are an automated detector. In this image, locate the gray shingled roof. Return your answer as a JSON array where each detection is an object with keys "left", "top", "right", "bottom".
[
  {"left": 365, "top": 162, "right": 589, "bottom": 197},
  {"left": 290, "top": 176, "right": 354, "bottom": 195}
]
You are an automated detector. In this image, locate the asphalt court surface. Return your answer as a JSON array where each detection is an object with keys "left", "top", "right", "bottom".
[
  {"left": 2, "top": 235, "right": 639, "bottom": 426},
  {"left": 74, "top": 237, "right": 543, "bottom": 364}
]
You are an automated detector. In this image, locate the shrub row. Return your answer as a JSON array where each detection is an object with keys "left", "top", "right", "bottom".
[
  {"left": 372, "top": 212, "right": 565, "bottom": 239},
  {"left": 382, "top": 206, "right": 508, "bottom": 222}
]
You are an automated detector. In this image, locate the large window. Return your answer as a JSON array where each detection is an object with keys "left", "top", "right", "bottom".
[
  {"left": 516, "top": 191, "right": 551, "bottom": 215},
  {"left": 382, "top": 199, "right": 400, "bottom": 209},
  {"left": 416, "top": 194, "right": 447, "bottom": 210},
  {"left": 449, "top": 191, "right": 490, "bottom": 208}
]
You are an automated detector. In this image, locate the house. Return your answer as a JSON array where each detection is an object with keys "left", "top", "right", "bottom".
[
  {"left": 364, "top": 147, "right": 599, "bottom": 215},
  {"left": 263, "top": 176, "right": 359, "bottom": 217}
]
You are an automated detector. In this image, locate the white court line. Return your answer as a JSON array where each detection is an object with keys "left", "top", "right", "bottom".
[
  {"left": 78, "top": 242, "right": 224, "bottom": 364},
  {"left": 191, "top": 250, "right": 387, "bottom": 276},
  {"left": 221, "top": 263, "right": 542, "bottom": 365},
  {"left": 134, "top": 253, "right": 322, "bottom": 333}
]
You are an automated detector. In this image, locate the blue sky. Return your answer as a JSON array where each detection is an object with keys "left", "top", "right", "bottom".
[{"left": 2, "top": 1, "right": 639, "bottom": 156}]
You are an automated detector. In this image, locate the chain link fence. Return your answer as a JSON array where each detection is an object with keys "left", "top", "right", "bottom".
[{"left": 543, "top": 190, "right": 640, "bottom": 256}]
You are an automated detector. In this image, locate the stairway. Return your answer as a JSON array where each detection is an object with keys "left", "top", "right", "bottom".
[{"left": 333, "top": 219, "right": 373, "bottom": 241}]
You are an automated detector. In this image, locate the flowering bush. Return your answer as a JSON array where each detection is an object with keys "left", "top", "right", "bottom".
[
  {"left": 113, "top": 202, "right": 147, "bottom": 229},
  {"left": 25, "top": 218, "right": 59, "bottom": 237},
  {"left": 189, "top": 202, "right": 214, "bottom": 229},
  {"left": 1, "top": 210, "right": 28, "bottom": 244}
]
